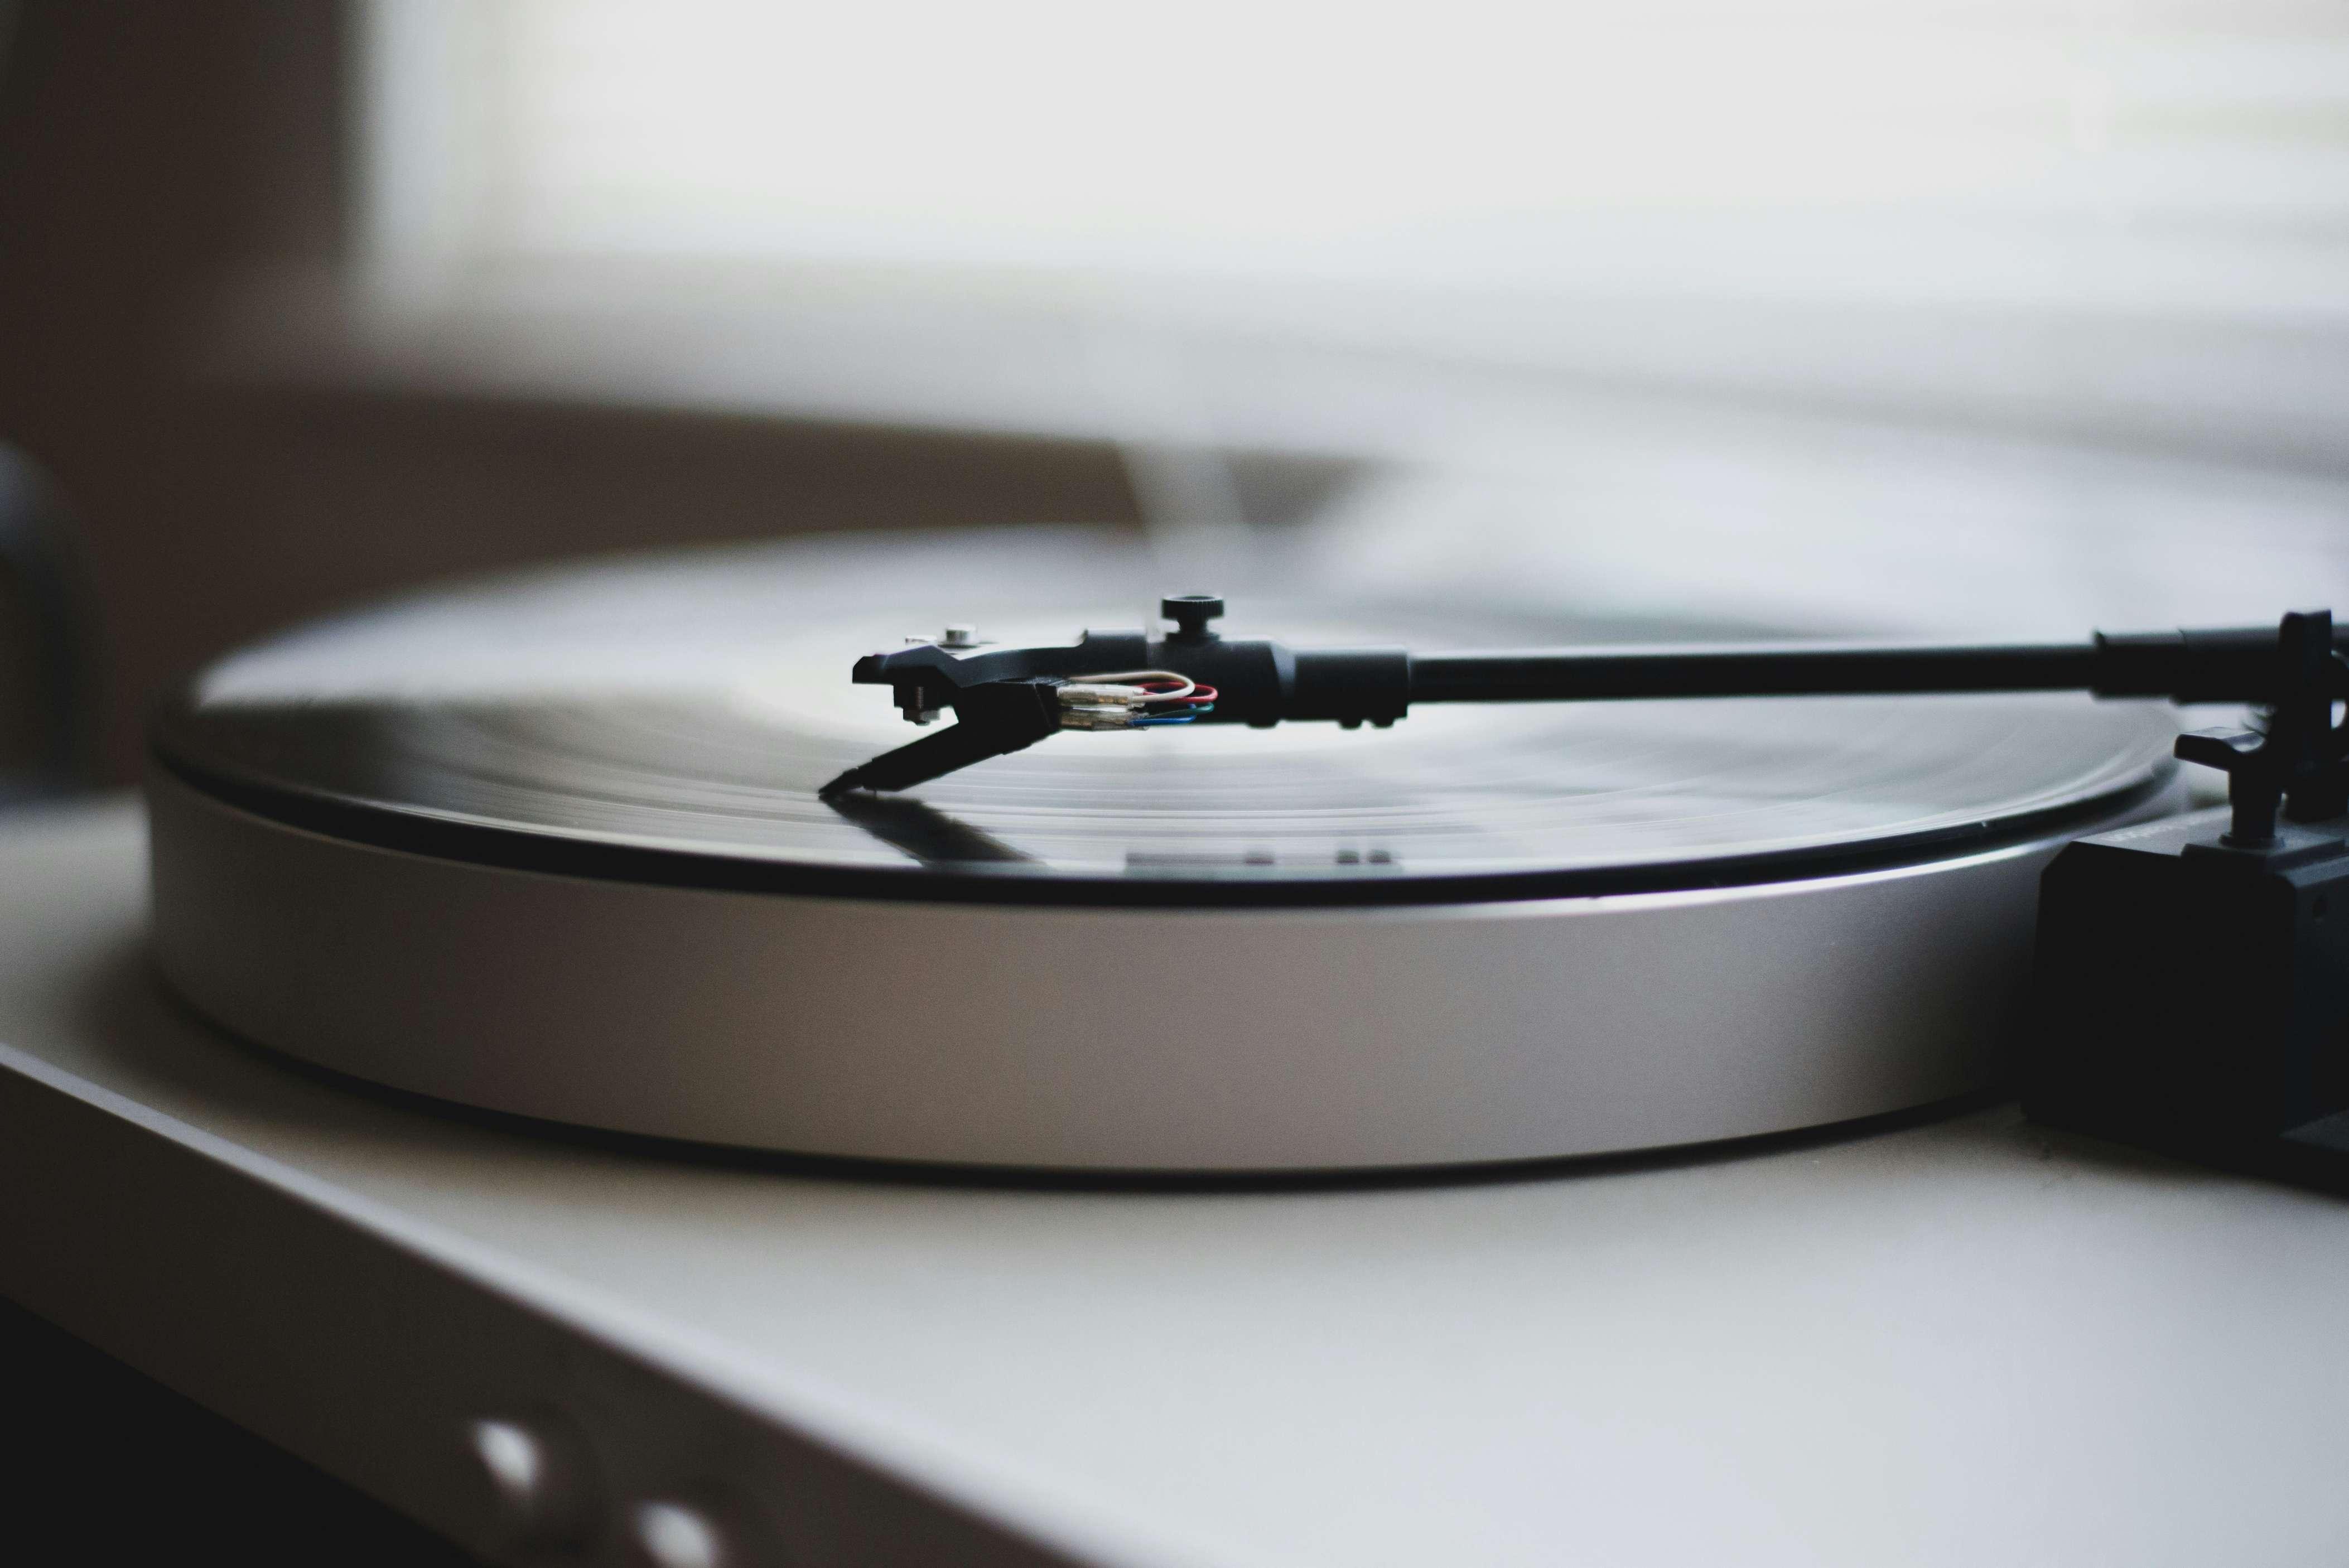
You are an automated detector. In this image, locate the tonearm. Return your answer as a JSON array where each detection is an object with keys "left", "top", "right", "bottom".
[{"left": 829, "top": 597, "right": 2349, "bottom": 846}]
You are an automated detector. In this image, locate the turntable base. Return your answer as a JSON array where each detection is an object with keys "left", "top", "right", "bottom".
[{"left": 151, "top": 768, "right": 2149, "bottom": 1169}]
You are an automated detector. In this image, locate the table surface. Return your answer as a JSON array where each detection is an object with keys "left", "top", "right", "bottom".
[{"left": 4, "top": 797, "right": 2347, "bottom": 1568}]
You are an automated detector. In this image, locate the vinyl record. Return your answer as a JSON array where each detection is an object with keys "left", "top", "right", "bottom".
[{"left": 152, "top": 530, "right": 2176, "bottom": 907}]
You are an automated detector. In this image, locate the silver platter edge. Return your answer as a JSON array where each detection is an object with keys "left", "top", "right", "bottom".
[{"left": 144, "top": 765, "right": 2184, "bottom": 1173}]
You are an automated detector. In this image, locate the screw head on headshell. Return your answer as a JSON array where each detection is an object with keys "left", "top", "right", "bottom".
[{"left": 1161, "top": 595, "right": 1224, "bottom": 641}]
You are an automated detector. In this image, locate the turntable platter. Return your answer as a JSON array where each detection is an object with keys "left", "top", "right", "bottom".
[{"left": 143, "top": 530, "right": 2184, "bottom": 1170}]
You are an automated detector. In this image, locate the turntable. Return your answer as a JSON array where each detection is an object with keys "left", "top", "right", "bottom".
[{"left": 141, "top": 530, "right": 2193, "bottom": 1171}]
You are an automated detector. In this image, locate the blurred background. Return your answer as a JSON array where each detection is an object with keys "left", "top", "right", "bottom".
[{"left": 4, "top": 0, "right": 2348, "bottom": 793}]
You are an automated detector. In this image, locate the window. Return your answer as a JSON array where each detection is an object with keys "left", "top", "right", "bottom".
[{"left": 359, "top": 0, "right": 2349, "bottom": 425}]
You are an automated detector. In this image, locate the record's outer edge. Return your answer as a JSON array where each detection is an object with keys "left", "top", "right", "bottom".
[{"left": 147, "top": 766, "right": 2180, "bottom": 1171}]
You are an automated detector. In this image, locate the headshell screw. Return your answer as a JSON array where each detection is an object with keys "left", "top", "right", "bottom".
[{"left": 1161, "top": 595, "right": 1225, "bottom": 641}]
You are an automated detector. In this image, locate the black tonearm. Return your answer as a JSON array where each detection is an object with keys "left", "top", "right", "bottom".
[{"left": 828, "top": 597, "right": 2349, "bottom": 841}]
